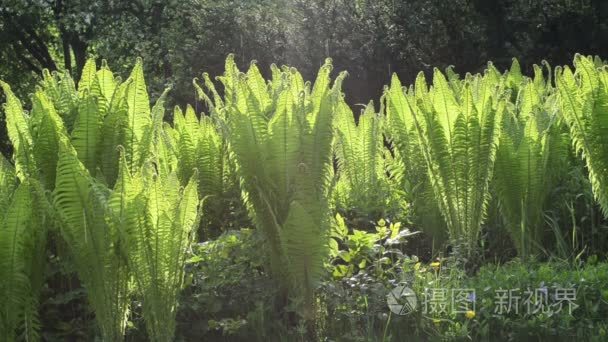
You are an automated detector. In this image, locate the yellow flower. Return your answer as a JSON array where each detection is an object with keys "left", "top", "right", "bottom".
[
  {"left": 465, "top": 310, "right": 476, "bottom": 319},
  {"left": 430, "top": 262, "right": 440, "bottom": 269}
]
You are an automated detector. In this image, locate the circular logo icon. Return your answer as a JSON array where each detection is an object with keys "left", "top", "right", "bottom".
[{"left": 387, "top": 285, "right": 418, "bottom": 315}]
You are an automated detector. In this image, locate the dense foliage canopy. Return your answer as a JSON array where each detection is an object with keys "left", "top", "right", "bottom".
[{"left": 0, "top": 51, "right": 607, "bottom": 340}]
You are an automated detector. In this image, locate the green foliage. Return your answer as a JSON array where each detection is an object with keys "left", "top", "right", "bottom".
[
  {"left": 328, "top": 214, "right": 416, "bottom": 280},
  {"left": 3, "top": 48, "right": 608, "bottom": 341},
  {"left": 0, "top": 180, "right": 49, "bottom": 341},
  {"left": 0, "top": 80, "right": 36, "bottom": 180},
  {"left": 334, "top": 100, "right": 407, "bottom": 221},
  {"left": 460, "top": 261, "right": 608, "bottom": 341},
  {"left": 556, "top": 54, "right": 608, "bottom": 217},
  {"left": 388, "top": 66, "right": 506, "bottom": 255},
  {"left": 1, "top": 56, "right": 203, "bottom": 341},
  {"left": 53, "top": 142, "right": 130, "bottom": 341},
  {"left": 111, "top": 153, "right": 201, "bottom": 342},
  {"left": 197, "top": 56, "right": 346, "bottom": 319},
  {"left": 385, "top": 73, "right": 448, "bottom": 244},
  {"left": 0, "top": 152, "right": 16, "bottom": 212},
  {"left": 170, "top": 103, "right": 246, "bottom": 238},
  {"left": 177, "top": 229, "right": 273, "bottom": 340},
  {"left": 392, "top": 259, "right": 608, "bottom": 341},
  {"left": 494, "top": 59, "right": 568, "bottom": 257},
  {"left": 316, "top": 215, "right": 424, "bottom": 341},
  {"left": 0, "top": 82, "right": 52, "bottom": 341}
]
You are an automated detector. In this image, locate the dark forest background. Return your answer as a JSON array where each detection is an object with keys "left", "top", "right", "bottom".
[{"left": 2, "top": 0, "right": 608, "bottom": 156}]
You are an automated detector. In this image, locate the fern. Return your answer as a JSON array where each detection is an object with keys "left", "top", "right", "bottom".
[
  {"left": 495, "top": 63, "right": 567, "bottom": 257},
  {"left": 40, "top": 69, "right": 79, "bottom": 130},
  {"left": 200, "top": 57, "right": 346, "bottom": 319},
  {"left": 53, "top": 141, "right": 130, "bottom": 341},
  {"left": 36, "top": 57, "right": 159, "bottom": 187},
  {"left": 385, "top": 74, "right": 448, "bottom": 243},
  {"left": 109, "top": 151, "right": 200, "bottom": 341},
  {"left": 1, "top": 57, "right": 163, "bottom": 341},
  {"left": 29, "top": 90, "right": 68, "bottom": 189},
  {"left": 0, "top": 81, "right": 36, "bottom": 180},
  {"left": 0, "top": 176, "right": 49, "bottom": 341},
  {"left": 171, "top": 104, "right": 238, "bottom": 237},
  {"left": 71, "top": 93, "right": 102, "bottom": 173},
  {"left": 0, "top": 182, "right": 32, "bottom": 341},
  {"left": 391, "top": 67, "right": 505, "bottom": 254},
  {"left": 125, "top": 58, "right": 151, "bottom": 171},
  {"left": 334, "top": 100, "right": 398, "bottom": 219},
  {"left": 556, "top": 54, "right": 608, "bottom": 217}
]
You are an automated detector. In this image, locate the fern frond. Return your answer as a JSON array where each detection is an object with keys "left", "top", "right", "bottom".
[
  {"left": 53, "top": 141, "right": 130, "bottom": 341},
  {"left": 0, "top": 149, "right": 17, "bottom": 214},
  {"left": 114, "top": 159, "right": 200, "bottom": 342},
  {"left": 100, "top": 79, "right": 130, "bottom": 186},
  {"left": 78, "top": 58, "right": 97, "bottom": 95},
  {"left": 125, "top": 58, "right": 151, "bottom": 171},
  {"left": 556, "top": 55, "right": 608, "bottom": 217},
  {"left": 71, "top": 94, "right": 102, "bottom": 173},
  {"left": 0, "top": 81, "right": 36, "bottom": 179},
  {"left": 384, "top": 73, "right": 447, "bottom": 241},
  {"left": 90, "top": 60, "right": 117, "bottom": 117},
  {"left": 0, "top": 182, "right": 33, "bottom": 341},
  {"left": 30, "top": 90, "right": 68, "bottom": 189}
]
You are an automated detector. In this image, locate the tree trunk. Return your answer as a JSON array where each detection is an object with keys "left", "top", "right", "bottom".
[{"left": 71, "top": 39, "right": 88, "bottom": 81}]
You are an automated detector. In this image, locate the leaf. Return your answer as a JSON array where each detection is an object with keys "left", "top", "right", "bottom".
[
  {"left": 78, "top": 57, "right": 98, "bottom": 97},
  {"left": 71, "top": 94, "right": 101, "bottom": 173},
  {"left": 125, "top": 58, "right": 151, "bottom": 170},
  {"left": 0, "top": 182, "right": 33, "bottom": 341},
  {"left": 0, "top": 81, "right": 36, "bottom": 179}
]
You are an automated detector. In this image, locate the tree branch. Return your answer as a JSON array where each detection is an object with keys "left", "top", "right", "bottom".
[
  {"left": 2, "top": 13, "right": 58, "bottom": 71},
  {"left": 11, "top": 42, "right": 42, "bottom": 74}
]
